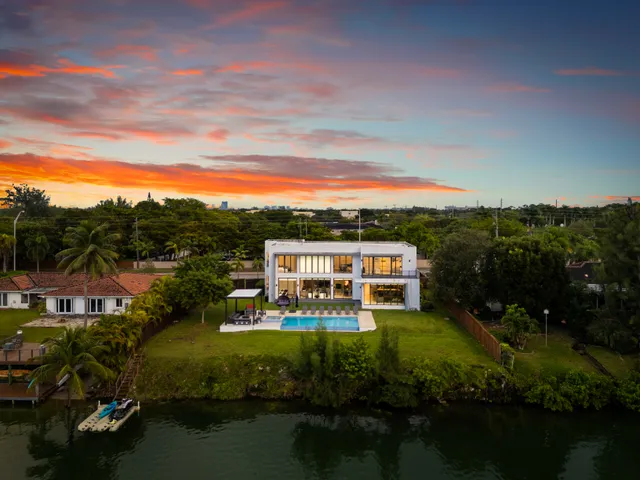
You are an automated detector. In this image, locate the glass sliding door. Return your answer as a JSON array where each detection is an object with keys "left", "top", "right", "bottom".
[
  {"left": 362, "top": 284, "right": 405, "bottom": 306},
  {"left": 362, "top": 256, "right": 403, "bottom": 276},
  {"left": 278, "top": 279, "right": 297, "bottom": 298},
  {"left": 333, "top": 279, "right": 352, "bottom": 299},
  {"left": 300, "top": 278, "right": 331, "bottom": 299}
]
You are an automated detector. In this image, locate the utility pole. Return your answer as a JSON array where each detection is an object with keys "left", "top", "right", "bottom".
[
  {"left": 298, "top": 219, "right": 302, "bottom": 238},
  {"left": 495, "top": 209, "right": 499, "bottom": 238},
  {"left": 358, "top": 208, "right": 361, "bottom": 242},
  {"left": 500, "top": 198, "right": 503, "bottom": 214},
  {"left": 13, "top": 210, "right": 25, "bottom": 271},
  {"left": 135, "top": 217, "right": 140, "bottom": 269},
  {"left": 305, "top": 219, "right": 308, "bottom": 237}
]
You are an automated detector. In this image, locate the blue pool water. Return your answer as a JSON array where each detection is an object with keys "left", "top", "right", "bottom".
[{"left": 280, "top": 316, "right": 360, "bottom": 331}]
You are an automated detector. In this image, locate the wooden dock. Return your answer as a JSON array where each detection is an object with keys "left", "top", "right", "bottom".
[{"left": 78, "top": 402, "right": 140, "bottom": 433}]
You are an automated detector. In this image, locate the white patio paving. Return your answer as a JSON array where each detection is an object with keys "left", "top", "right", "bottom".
[{"left": 219, "top": 310, "right": 376, "bottom": 333}]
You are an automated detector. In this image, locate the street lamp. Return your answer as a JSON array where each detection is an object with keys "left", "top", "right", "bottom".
[
  {"left": 13, "top": 210, "right": 25, "bottom": 272},
  {"left": 543, "top": 309, "right": 549, "bottom": 346}
]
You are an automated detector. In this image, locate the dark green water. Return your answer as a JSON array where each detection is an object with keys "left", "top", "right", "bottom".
[{"left": 0, "top": 401, "right": 638, "bottom": 480}]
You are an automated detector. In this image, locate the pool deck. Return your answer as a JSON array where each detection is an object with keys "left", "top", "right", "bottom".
[{"left": 219, "top": 310, "right": 376, "bottom": 333}]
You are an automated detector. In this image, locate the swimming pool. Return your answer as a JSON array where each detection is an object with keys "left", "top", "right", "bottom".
[{"left": 280, "top": 316, "right": 359, "bottom": 331}]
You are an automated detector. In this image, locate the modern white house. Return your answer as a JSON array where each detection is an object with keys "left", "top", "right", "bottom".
[{"left": 265, "top": 240, "right": 420, "bottom": 310}]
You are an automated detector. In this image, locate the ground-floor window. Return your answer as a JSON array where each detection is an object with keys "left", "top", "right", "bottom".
[
  {"left": 0, "top": 293, "right": 8, "bottom": 307},
  {"left": 57, "top": 298, "right": 73, "bottom": 313},
  {"left": 89, "top": 298, "right": 104, "bottom": 313},
  {"left": 333, "top": 279, "right": 353, "bottom": 299},
  {"left": 21, "top": 294, "right": 29, "bottom": 304},
  {"left": 278, "top": 279, "right": 297, "bottom": 298},
  {"left": 116, "top": 298, "right": 123, "bottom": 308},
  {"left": 362, "top": 284, "right": 405, "bottom": 306},
  {"left": 300, "top": 278, "right": 331, "bottom": 299}
]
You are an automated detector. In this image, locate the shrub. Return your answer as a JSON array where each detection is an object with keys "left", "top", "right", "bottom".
[
  {"left": 500, "top": 343, "right": 515, "bottom": 370},
  {"left": 617, "top": 372, "right": 640, "bottom": 412}
]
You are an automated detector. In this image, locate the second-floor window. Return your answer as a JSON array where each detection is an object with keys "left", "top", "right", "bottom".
[
  {"left": 362, "top": 256, "right": 403, "bottom": 276},
  {"left": 333, "top": 256, "right": 353, "bottom": 273},
  {"left": 278, "top": 255, "right": 297, "bottom": 273},
  {"left": 299, "top": 255, "right": 332, "bottom": 273}
]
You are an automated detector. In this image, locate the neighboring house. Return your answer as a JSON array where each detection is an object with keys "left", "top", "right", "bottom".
[
  {"left": 0, "top": 273, "right": 88, "bottom": 309},
  {"left": 41, "top": 273, "right": 159, "bottom": 315},
  {"left": 265, "top": 240, "right": 420, "bottom": 310},
  {"left": 0, "top": 277, "right": 31, "bottom": 309},
  {"left": 567, "top": 261, "right": 603, "bottom": 292}
]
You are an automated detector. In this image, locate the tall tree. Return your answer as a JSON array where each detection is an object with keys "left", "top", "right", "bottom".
[
  {"left": 0, "top": 184, "right": 51, "bottom": 217},
  {"left": 171, "top": 269, "right": 233, "bottom": 323},
  {"left": 0, "top": 234, "right": 16, "bottom": 273},
  {"left": 56, "top": 222, "right": 120, "bottom": 328},
  {"left": 232, "top": 246, "right": 247, "bottom": 288},
  {"left": 431, "top": 229, "right": 491, "bottom": 309},
  {"left": 501, "top": 304, "right": 539, "bottom": 350},
  {"left": 252, "top": 257, "right": 264, "bottom": 281},
  {"left": 25, "top": 233, "right": 50, "bottom": 273},
  {"left": 30, "top": 327, "right": 112, "bottom": 407}
]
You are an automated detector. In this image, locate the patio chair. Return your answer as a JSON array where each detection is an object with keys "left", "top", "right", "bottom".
[
  {"left": 301, "top": 305, "right": 308, "bottom": 315},
  {"left": 310, "top": 305, "right": 317, "bottom": 315},
  {"left": 345, "top": 305, "right": 352, "bottom": 315},
  {"left": 280, "top": 306, "right": 286, "bottom": 315},
  {"left": 319, "top": 306, "right": 325, "bottom": 316},
  {"left": 353, "top": 305, "right": 359, "bottom": 315},
  {"left": 327, "top": 306, "right": 334, "bottom": 315},
  {"left": 336, "top": 306, "right": 342, "bottom": 315}
]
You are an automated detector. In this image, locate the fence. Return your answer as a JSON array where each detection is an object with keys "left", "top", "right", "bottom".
[{"left": 447, "top": 303, "right": 502, "bottom": 362}]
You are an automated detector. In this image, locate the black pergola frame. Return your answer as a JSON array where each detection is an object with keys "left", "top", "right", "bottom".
[{"left": 224, "top": 289, "right": 264, "bottom": 325}]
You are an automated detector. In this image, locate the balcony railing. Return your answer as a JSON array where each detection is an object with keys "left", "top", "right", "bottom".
[{"left": 361, "top": 270, "right": 420, "bottom": 279}]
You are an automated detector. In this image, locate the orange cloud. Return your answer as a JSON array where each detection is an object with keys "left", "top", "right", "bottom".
[
  {"left": 605, "top": 195, "right": 640, "bottom": 201},
  {"left": 0, "top": 62, "right": 48, "bottom": 77},
  {"left": 67, "top": 131, "right": 125, "bottom": 141},
  {"left": 0, "top": 140, "right": 12, "bottom": 149},
  {"left": 206, "top": 128, "right": 230, "bottom": 142},
  {"left": 488, "top": 83, "right": 550, "bottom": 93},
  {"left": 171, "top": 68, "right": 205, "bottom": 76},
  {"left": 217, "top": 60, "right": 327, "bottom": 74},
  {"left": 0, "top": 153, "right": 469, "bottom": 200},
  {"left": 555, "top": 67, "right": 624, "bottom": 76},
  {"left": 0, "top": 58, "right": 122, "bottom": 79},
  {"left": 205, "top": 1, "right": 288, "bottom": 29}
]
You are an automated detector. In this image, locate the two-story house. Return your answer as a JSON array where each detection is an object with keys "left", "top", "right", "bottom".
[{"left": 265, "top": 240, "right": 420, "bottom": 310}]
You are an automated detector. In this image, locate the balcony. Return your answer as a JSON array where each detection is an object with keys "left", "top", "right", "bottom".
[{"left": 361, "top": 270, "right": 420, "bottom": 279}]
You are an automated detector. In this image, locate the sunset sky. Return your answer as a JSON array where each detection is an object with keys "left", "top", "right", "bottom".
[{"left": 1, "top": 0, "right": 638, "bottom": 209}]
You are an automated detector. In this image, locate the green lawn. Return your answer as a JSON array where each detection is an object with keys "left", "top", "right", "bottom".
[
  {"left": 588, "top": 346, "right": 638, "bottom": 378},
  {"left": 0, "top": 309, "right": 63, "bottom": 343},
  {"left": 514, "top": 329, "right": 598, "bottom": 375},
  {"left": 144, "top": 299, "right": 494, "bottom": 366}
]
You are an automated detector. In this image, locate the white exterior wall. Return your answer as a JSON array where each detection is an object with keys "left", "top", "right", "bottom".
[
  {"left": 45, "top": 296, "right": 133, "bottom": 315},
  {"left": 0, "top": 292, "right": 30, "bottom": 309},
  {"left": 265, "top": 240, "right": 420, "bottom": 310}
]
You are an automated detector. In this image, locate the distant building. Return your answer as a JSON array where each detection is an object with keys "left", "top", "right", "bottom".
[
  {"left": 341, "top": 210, "right": 359, "bottom": 219},
  {"left": 220, "top": 201, "right": 229, "bottom": 210},
  {"left": 293, "top": 211, "right": 314, "bottom": 217}
]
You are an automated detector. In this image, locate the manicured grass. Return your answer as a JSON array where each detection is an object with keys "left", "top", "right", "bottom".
[
  {"left": 0, "top": 309, "right": 63, "bottom": 343},
  {"left": 514, "top": 329, "right": 597, "bottom": 375},
  {"left": 144, "top": 300, "right": 494, "bottom": 366},
  {"left": 588, "top": 346, "right": 637, "bottom": 378}
]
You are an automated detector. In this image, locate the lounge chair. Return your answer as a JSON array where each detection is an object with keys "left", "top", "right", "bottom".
[
  {"left": 353, "top": 305, "right": 359, "bottom": 315},
  {"left": 345, "top": 305, "right": 352, "bottom": 315},
  {"left": 310, "top": 305, "right": 317, "bottom": 315},
  {"left": 301, "top": 305, "right": 308, "bottom": 315},
  {"left": 336, "top": 306, "right": 342, "bottom": 315},
  {"left": 319, "top": 306, "right": 325, "bottom": 316},
  {"left": 327, "top": 306, "right": 334, "bottom": 315},
  {"left": 280, "top": 306, "right": 286, "bottom": 315}
]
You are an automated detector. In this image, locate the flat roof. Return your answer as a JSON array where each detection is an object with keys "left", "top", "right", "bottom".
[
  {"left": 226, "top": 289, "right": 263, "bottom": 299},
  {"left": 266, "top": 239, "right": 415, "bottom": 247}
]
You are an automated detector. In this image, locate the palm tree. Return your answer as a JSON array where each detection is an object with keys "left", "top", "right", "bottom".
[
  {"left": 231, "top": 247, "right": 247, "bottom": 288},
  {"left": 29, "top": 327, "right": 113, "bottom": 407},
  {"left": 252, "top": 257, "right": 264, "bottom": 280},
  {"left": 165, "top": 240, "right": 180, "bottom": 260},
  {"left": 56, "top": 221, "right": 120, "bottom": 329},
  {"left": 25, "top": 234, "right": 50, "bottom": 273},
  {"left": 0, "top": 233, "right": 16, "bottom": 273}
]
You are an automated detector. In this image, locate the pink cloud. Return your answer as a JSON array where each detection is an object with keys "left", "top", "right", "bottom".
[
  {"left": 171, "top": 68, "right": 205, "bottom": 76},
  {"left": 204, "top": 1, "right": 288, "bottom": 29},
  {"left": 0, "top": 140, "right": 12, "bottom": 149},
  {"left": 95, "top": 44, "right": 159, "bottom": 62},
  {"left": 207, "top": 128, "right": 230, "bottom": 142},
  {"left": 488, "top": 83, "right": 550, "bottom": 93},
  {"left": 554, "top": 67, "right": 624, "bottom": 76}
]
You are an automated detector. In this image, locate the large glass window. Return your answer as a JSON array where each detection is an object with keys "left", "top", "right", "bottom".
[
  {"left": 57, "top": 298, "right": 73, "bottom": 313},
  {"left": 333, "top": 279, "right": 352, "bottom": 299},
  {"left": 362, "top": 284, "right": 405, "bottom": 306},
  {"left": 277, "top": 255, "right": 297, "bottom": 273},
  {"left": 362, "top": 256, "right": 403, "bottom": 276},
  {"left": 333, "top": 256, "right": 353, "bottom": 273},
  {"left": 89, "top": 298, "right": 104, "bottom": 313},
  {"left": 300, "top": 278, "right": 331, "bottom": 299},
  {"left": 278, "top": 279, "right": 297, "bottom": 298},
  {"left": 299, "top": 256, "right": 332, "bottom": 274}
]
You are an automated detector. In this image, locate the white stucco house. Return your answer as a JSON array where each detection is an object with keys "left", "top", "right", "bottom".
[
  {"left": 0, "top": 272, "right": 159, "bottom": 315},
  {"left": 265, "top": 240, "right": 420, "bottom": 310}
]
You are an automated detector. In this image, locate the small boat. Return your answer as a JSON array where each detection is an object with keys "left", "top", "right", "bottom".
[
  {"left": 99, "top": 401, "right": 118, "bottom": 419},
  {"left": 110, "top": 398, "right": 134, "bottom": 424}
]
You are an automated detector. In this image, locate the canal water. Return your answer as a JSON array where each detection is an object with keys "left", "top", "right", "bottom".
[{"left": 0, "top": 401, "right": 638, "bottom": 480}]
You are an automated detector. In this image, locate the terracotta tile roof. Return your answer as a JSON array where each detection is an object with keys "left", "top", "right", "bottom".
[
  {"left": 0, "top": 277, "right": 21, "bottom": 292},
  {"left": 12, "top": 275, "right": 34, "bottom": 290},
  {"left": 113, "top": 273, "right": 158, "bottom": 295},
  {"left": 27, "top": 273, "right": 86, "bottom": 288},
  {"left": 41, "top": 273, "right": 159, "bottom": 297}
]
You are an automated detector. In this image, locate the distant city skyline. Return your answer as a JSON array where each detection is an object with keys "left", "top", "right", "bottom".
[{"left": 0, "top": 0, "right": 638, "bottom": 208}]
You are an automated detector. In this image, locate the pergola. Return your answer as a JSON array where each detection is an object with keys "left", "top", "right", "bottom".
[{"left": 224, "top": 289, "right": 264, "bottom": 325}]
